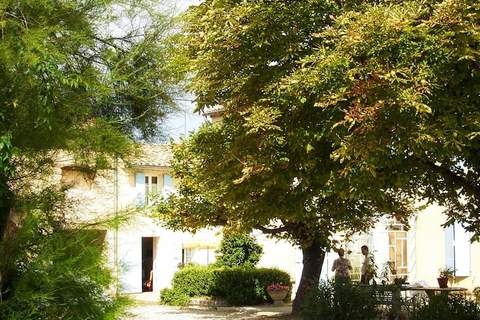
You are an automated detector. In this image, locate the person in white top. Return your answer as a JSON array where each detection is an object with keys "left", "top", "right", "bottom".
[
  {"left": 331, "top": 248, "right": 352, "bottom": 281},
  {"left": 360, "top": 245, "right": 374, "bottom": 284}
]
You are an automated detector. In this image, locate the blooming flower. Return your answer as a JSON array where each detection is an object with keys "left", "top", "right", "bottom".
[{"left": 267, "top": 283, "right": 290, "bottom": 291}]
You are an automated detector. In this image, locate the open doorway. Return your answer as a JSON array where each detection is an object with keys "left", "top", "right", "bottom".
[{"left": 142, "top": 237, "right": 154, "bottom": 292}]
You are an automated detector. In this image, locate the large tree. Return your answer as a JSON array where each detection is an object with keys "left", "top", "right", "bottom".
[
  {"left": 158, "top": 0, "right": 412, "bottom": 312},
  {"left": 0, "top": 0, "right": 177, "bottom": 303},
  {"left": 281, "top": 0, "right": 480, "bottom": 236}
]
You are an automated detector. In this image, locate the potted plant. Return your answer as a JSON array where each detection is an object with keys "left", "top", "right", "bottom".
[
  {"left": 393, "top": 276, "right": 407, "bottom": 286},
  {"left": 438, "top": 267, "right": 454, "bottom": 288},
  {"left": 266, "top": 283, "right": 290, "bottom": 305}
]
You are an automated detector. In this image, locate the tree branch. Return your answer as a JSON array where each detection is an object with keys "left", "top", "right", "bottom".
[
  {"left": 421, "top": 159, "right": 480, "bottom": 195},
  {"left": 255, "top": 224, "right": 292, "bottom": 235}
]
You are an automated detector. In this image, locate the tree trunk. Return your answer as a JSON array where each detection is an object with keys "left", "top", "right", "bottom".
[
  {"left": 0, "top": 174, "right": 14, "bottom": 297},
  {"left": 291, "top": 240, "right": 325, "bottom": 314},
  {"left": 0, "top": 175, "right": 13, "bottom": 239}
]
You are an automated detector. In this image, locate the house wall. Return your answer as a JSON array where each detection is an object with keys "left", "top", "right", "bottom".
[
  {"left": 57, "top": 153, "right": 480, "bottom": 295},
  {"left": 413, "top": 204, "right": 480, "bottom": 291},
  {"left": 254, "top": 232, "right": 303, "bottom": 292}
]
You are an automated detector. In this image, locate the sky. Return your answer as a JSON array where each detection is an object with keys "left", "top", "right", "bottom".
[{"left": 160, "top": 0, "right": 205, "bottom": 142}]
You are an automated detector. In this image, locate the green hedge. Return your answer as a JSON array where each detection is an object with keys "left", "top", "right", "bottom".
[
  {"left": 171, "top": 264, "right": 216, "bottom": 297},
  {"left": 409, "top": 294, "right": 480, "bottom": 320},
  {"left": 160, "top": 265, "right": 291, "bottom": 306}
]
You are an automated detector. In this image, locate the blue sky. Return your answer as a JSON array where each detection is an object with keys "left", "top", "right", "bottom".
[{"left": 161, "top": 0, "right": 205, "bottom": 142}]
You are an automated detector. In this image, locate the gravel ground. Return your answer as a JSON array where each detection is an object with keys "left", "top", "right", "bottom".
[{"left": 124, "top": 303, "right": 294, "bottom": 320}]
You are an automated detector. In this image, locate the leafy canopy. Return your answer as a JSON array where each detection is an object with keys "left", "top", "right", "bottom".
[
  {"left": 0, "top": 0, "right": 178, "bottom": 234},
  {"left": 158, "top": 0, "right": 413, "bottom": 248},
  {"left": 0, "top": 0, "right": 177, "bottom": 316},
  {"left": 280, "top": 0, "right": 480, "bottom": 235}
]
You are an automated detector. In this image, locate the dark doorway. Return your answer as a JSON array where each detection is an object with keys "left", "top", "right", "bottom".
[{"left": 142, "top": 237, "right": 154, "bottom": 292}]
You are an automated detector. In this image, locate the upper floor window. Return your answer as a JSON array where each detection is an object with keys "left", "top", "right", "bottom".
[
  {"left": 135, "top": 172, "right": 174, "bottom": 207},
  {"left": 144, "top": 175, "right": 159, "bottom": 205}
]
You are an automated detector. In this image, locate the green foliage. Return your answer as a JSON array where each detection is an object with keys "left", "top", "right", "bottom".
[
  {"left": 160, "top": 288, "right": 191, "bottom": 307},
  {"left": 301, "top": 281, "right": 379, "bottom": 320},
  {"left": 0, "top": 191, "right": 129, "bottom": 320},
  {"left": 171, "top": 265, "right": 217, "bottom": 297},
  {"left": 160, "top": 0, "right": 416, "bottom": 311},
  {"left": 213, "top": 267, "right": 291, "bottom": 305},
  {"left": 282, "top": 0, "right": 480, "bottom": 236},
  {"left": 0, "top": 0, "right": 177, "bottom": 239},
  {"left": 409, "top": 295, "right": 480, "bottom": 320},
  {"left": 160, "top": 265, "right": 292, "bottom": 306},
  {"left": 0, "top": 0, "right": 177, "bottom": 315},
  {"left": 439, "top": 267, "right": 455, "bottom": 279},
  {"left": 216, "top": 233, "right": 263, "bottom": 268}
]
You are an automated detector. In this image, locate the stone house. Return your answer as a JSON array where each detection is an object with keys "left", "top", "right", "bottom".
[{"left": 56, "top": 144, "right": 480, "bottom": 295}]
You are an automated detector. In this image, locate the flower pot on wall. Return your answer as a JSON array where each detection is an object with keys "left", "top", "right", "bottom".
[{"left": 437, "top": 277, "right": 448, "bottom": 288}]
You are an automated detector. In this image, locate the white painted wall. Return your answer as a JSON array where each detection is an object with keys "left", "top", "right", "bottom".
[{"left": 59, "top": 150, "right": 480, "bottom": 295}]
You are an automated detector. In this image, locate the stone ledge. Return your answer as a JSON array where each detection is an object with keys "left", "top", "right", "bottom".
[{"left": 189, "top": 297, "right": 229, "bottom": 307}]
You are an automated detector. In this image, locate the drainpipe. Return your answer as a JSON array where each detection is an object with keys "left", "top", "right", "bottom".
[{"left": 114, "top": 157, "right": 119, "bottom": 296}]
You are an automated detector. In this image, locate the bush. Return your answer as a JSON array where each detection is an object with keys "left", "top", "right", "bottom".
[
  {"left": 160, "top": 265, "right": 291, "bottom": 306},
  {"left": 301, "top": 281, "right": 379, "bottom": 320},
  {"left": 0, "top": 210, "right": 128, "bottom": 320},
  {"left": 160, "top": 288, "right": 190, "bottom": 306},
  {"left": 409, "top": 294, "right": 480, "bottom": 320},
  {"left": 171, "top": 265, "right": 216, "bottom": 297},
  {"left": 216, "top": 233, "right": 263, "bottom": 268},
  {"left": 213, "top": 267, "right": 291, "bottom": 305}
]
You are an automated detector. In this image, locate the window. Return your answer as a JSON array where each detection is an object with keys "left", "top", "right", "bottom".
[
  {"left": 445, "top": 223, "right": 471, "bottom": 277},
  {"left": 163, "top": 174, "right": 175, "bottom": 196},
  {"left": 145, "top": 175, "right": 160, "bottom": 204},
  {"left": 181, "top": 247, "right": 215, "bottom": 266},
  {"left": 182, "top": 248, "right": 194, "bottom": 265},
  {"left": 388, "top": 222, "right": 408, "bottom": 279},
  {"left": 151, "top": 176, "right": 158, "bottom": 193},
  {"left": 135, "top": 173, "right": 161, "bottom": 206}
]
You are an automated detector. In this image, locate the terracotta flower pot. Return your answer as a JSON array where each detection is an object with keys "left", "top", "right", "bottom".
[
  {"left": 437, "top": 277, "right": 448, "bottom": 288},
  {"left": 267, "top": 289, "right": 288, "bottom": 305}
]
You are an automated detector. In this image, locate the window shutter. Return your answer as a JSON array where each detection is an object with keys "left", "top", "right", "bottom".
[
  {"left": 135, "top": 172, "right": 145, "bottom": 207},
  {"left": 163, "top": 174, "right": 175, "bottom": 196},
  {"left": 445, "top": 225, "right": 455, "bottom": 271},
  {"left": 454, "top": 223, "right": 471, "bottom": 277}
]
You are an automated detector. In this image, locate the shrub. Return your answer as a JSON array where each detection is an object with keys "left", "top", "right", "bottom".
[
  {"left": 216, "top": 233, "right": 263, "bottom": 268},
  {"left": 160, "top": 288, "right": 190, "bottom": 306},
  {"left": 214, "top": 267, "right": 291, "bottom": 305},
  {"left": 160, "top": 265, "right": 291, "bottom": 306},
  {"left": 301, "top": 281, "right": 379, "bottom": 320},
  {"left": 409, "top": 294, "right": 480, "bottom": 320},
  {"left": 254, "top": 267, "right": 292, "bottom": 300},
  {"left": 0, "top": 211, "right": 128, "bottom": 320},
  {"left": 171, "top": 264, "right": 216, "bottom": 297}
]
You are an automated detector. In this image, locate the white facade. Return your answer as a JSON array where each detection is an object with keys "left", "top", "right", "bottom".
[{"left": 58, "top": 144, "right": 480, "bottom": 295}]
